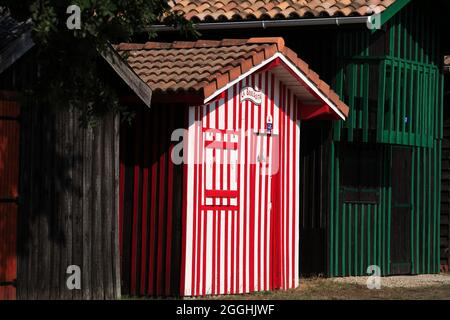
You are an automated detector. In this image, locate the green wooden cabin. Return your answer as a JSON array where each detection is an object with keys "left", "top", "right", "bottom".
[{"left": 159, "top": 0, "right": 450, "bottom": 277}]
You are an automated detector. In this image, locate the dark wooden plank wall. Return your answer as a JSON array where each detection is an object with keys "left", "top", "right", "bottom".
[
  {"left": 299, "top": 121, "right": 332, "bottom": 276},
  {"left": 120, "top": 103, "right": 185, "bottom": 297},
  {"left": 17, "top": 103, "right": 121, "bottom": 299},
  {"left": 442, "top": 74, "right": 450, "bottom": 271}
]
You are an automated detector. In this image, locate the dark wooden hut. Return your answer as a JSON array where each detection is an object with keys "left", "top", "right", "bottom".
[{"left": 0, "top": 10, "right": 152, "bottom": 299}]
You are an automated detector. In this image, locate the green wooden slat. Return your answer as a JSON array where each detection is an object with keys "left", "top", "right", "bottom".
[
  {"left": 389, "top": 63, "right": 395, "bottom": 142},
  {"left": 437, "top": 140, "right": 442, "bottom": 271},
  {"left": 373, "top": 204, "right": 377, "bottom": 266},
  {"left": 396, "top": 61, "right": 402, "bottom": 143},
  {"left": 427, "top": 147, "right": 431, "bottom": 273},
  {"left": 416, "top": 148, "right": 420, "bottom": 273},
  {"left": 422, "top": 148, "right": 426, "bottom": 273},
  {"left": 367, "top": 205, "right": 371, "bottom": 268},
  {"left": 354, "top": 204, "right": 359, "bottom": 275},
  {"left": 377, "top": 61, "right": 387, "bottom": 142},
  {"left": 363, "top": 63, "right": 369, "bottom": 142},
  {"left": 411, "top": 146, "right": 415, "bottom": 273},
  {"left": 387, "top": 147, "right": 392, "bottom": 275},
  {"left": 348, "top": 205, "right": 352, "bottom": 276},
  {"left": 360, "top": 205, "right": 364, "bottom": 275},
  {"left": 335, "top": 144, "right": 340, "bottom": 275},
  {"left": 342, "top": 204, "right": 346, "bottom": 276},
  {"left": 408, "top": 65, "right": 414, "bottom": 144},
  {"left": 402, "top": 63, "right": 408, "bottom": 142},
  {"left": 330, "top": 142, "right": 335, "bottom": 276}
]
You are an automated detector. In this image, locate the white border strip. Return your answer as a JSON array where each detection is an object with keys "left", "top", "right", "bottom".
[{"left": 204, "top": 52, "right": 346, "bottom": 120}]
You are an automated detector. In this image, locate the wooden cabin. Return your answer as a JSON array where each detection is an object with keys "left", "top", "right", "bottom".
[{"left": 116, "top": 38, "right": 348, "bottom": 297}]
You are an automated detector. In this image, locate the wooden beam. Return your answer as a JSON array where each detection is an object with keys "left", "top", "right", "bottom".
[
  {"left": 379, "top": 0, "right": 412, "bottom": 29},
  {"left": 0, "top": 30, "right": 34, "bottom": 74},
  {"left": 100, "top": 44, "right": 153, "bottom": 108}
]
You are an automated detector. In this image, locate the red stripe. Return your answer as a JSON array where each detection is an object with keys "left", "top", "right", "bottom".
[
  {"left": 130, "top": 113, "right": 142, "bottom": 296},
  {"left": 165, "top": 109, "right": 175, "bottom": 295},
  {"left": 286, "top": 90, "right": 292, "bottom": 289},
  {"left": 179, "top": 107, "right": 189, "bottom": 296},
  {"left": 148, "top": 108, "right": 159, "bottom": 295},
  {"left": 279, "top": 81, "right": 286, "bottom": 290},
  {"left": 249, "top": 74, "right": 256, "bottom": 293},
  {"left": 140, "top": 111, "right": 150, "bottom": 296},
  {"left": 243, "top": 78, "right": 248, "bottom": 293},
  {"left": 257, "top": 73, "right": 263, "bottom": 291},
  {"left": 224, "top": 91, "right": 229, "bottom": 295},
  {"left": 292, "top": 99, "right": 297, "bottom": 288},
  {"left": 192, "top": 107, "right": 199, "bottom": 296},
  {"left": 236, "top": 81, "right": 242, "bottom": 293},
  {"left": 216, "top": 100, "right": 222, "bottom": 295},
  {"left": 280, "top": 85, "right": 287, "bottom": 289},
  {"left": 156, "top": 112, "right": 167, "bottom": 296},
  {"left": 263, "top": 71, "right": 270, "bottom": 291},
  {"left": 202, "top": 105, "right": 209, "bottom": 296}
]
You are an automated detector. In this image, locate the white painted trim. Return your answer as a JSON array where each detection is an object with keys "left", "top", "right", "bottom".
[
  {"left": 277, "top": 53, "right": 346, "bottom": 120},
  {"left": 204, "top": 52, "right": 347, "bottom": 120},
  {"left": 204, "top": 54, "right": 279, "bottom": 104}
]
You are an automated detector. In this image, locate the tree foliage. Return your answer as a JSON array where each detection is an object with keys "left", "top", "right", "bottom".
[{"left": 0, "top": 0, "right": 195, "bottom": 126}]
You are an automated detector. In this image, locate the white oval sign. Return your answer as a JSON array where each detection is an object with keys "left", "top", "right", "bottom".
[{"left": 240, "top": 86, "right": 263, "bottom": 105}]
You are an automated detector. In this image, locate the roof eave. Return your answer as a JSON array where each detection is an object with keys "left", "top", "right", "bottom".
[{"left": 0, "top": 29, "right": 34, "bottom": 74}]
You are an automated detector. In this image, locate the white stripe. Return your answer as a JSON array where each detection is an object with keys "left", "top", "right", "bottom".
[
  {"left": 239, "top": 82, "right": 245, "bottom": 294},
  {"left": 227, "top": 210, "right": 232, "bottom": 294},
  {"left": 283, "top": 87, "right": 288, "bottom": 289},
  {"left": 198, "top": 117, "right": 205, "bottom": 296},
  {"left": 184, "top": 107, "right": 196, "bottom": 296},
  {"left": 220, "top": 210, "right": 226, "bottom": 294},
  {"left": 295, "top": 109, "right": 301, "bottom": 288},
  {"left": 206, "top": 211, "right": 213, "bottom": 295},
  {"left": 246, "top": 78, "right": 251, "bottom": 293},
  {"left": 288, "top": 92, "right": 294, "bottom": 288}
]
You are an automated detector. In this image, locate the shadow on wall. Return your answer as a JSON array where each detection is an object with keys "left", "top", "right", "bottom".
[{"left": 15, "top": 101, "right": 120, "bottom": 300}]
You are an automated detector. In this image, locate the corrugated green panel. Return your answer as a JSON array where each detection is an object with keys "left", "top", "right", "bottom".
[
  {"left": 329, "top": 142, "right": 441, "bottom": 277},
  {"left": 410, "top": 142, "right": 441, "bottom": 275}
]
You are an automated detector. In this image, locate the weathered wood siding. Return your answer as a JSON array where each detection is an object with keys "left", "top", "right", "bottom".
[
  {"left": 442, "top": 75, "right": 450, "bottom": 271},
  {"left": 17, "top": 103, "right": 120, "bottom": 300}
]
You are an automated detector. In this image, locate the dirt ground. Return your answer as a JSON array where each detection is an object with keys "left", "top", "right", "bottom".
[{"left": 206, "top": 274, "right": 450, "bottom": 300}]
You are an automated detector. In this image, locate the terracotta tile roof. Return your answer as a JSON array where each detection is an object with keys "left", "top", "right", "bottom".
[
  {"left": 115, "top": 37, "right": 349, "bottom": 117},
  {"left": 169, "top": 0, "right": 396, "bottom": 22}
]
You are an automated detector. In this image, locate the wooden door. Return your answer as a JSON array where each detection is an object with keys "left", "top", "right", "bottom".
[
  {"left": 391, "top": 146, "right": 412, "bottom": 275},
  {"left": 0, "top": 93, "right": 20, "bottom": 300}
]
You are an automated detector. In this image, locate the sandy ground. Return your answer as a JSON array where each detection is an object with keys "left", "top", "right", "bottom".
[
  {"left": 203, "top": 274, "right": 450, "bottom": 300},
  {"left": 332, "top": 273, "right": 450, "bottom": 288}
]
